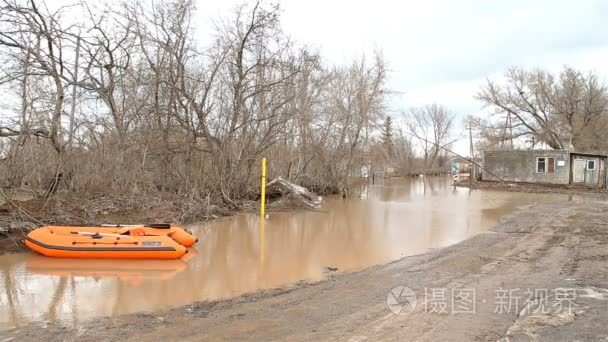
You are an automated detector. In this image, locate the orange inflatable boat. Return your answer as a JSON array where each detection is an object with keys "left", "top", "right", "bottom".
[{"left": 25, "top": 224, "right": 198, "bottom": 259}]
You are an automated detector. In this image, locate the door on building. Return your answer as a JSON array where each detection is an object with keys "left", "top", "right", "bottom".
[
  {"left": 584, "top": 159, "right": 599, "bottom": 186},
  {"left": 573, "top": 159, "right": 586, "bottom": 183}
]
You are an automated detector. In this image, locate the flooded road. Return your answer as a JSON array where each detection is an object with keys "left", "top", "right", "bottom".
[{"left": 0, "top": 177, "right": 582, "bottom": 330}]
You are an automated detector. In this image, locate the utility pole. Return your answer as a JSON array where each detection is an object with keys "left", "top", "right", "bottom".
[
  {"left": 500, "top": 112, "right": 514, "bottom": 149},
  {"left": 525, "top": 136, "right": 536, "bottom": 150}
]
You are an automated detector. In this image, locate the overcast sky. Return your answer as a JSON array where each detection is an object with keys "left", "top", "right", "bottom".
[{"left": 195, "top": 0, "right": 608, "bottom": 154}]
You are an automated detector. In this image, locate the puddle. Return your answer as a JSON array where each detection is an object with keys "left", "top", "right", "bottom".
[{"left": 0, "top": 176, "right": 579, "bottom": 330}]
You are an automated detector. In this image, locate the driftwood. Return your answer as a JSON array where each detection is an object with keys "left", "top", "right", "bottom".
[{"left": 266, "top": 177, "right": 322, "bottom": 210}]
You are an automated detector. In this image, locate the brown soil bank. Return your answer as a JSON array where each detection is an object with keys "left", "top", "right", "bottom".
[
  {"left": 0, "top": 193, "right": 246, "bottom": 254},
  {"left": 4, "top": 201, "right": 608, "bottom": 341},
  {"left": 0, "top": 178, "right": 319, "bottom": 253}
]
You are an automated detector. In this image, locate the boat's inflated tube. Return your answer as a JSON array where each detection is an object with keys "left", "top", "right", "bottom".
[{"left": 25, "top": 225, "right": 198, "bottom": 259}]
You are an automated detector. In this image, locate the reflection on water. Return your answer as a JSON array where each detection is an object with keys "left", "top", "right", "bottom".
[{"left": 0, "top": 177, "right": 582, "bottom": 330}]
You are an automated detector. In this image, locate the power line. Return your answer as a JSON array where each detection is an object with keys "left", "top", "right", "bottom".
[{"left": 401, "top": 129, "right": 507, "bottom": 184}]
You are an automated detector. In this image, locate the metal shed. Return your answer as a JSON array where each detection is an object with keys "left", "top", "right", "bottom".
[{"left": 569, "top": 152, "right": 607, "bottom": 188}]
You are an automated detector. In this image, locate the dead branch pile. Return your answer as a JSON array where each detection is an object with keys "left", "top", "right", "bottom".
[{"left": 266, "top": 177, "right": 322, "bottom": 211}]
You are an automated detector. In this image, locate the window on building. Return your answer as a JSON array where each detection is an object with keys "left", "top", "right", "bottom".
[
  {"left": 536, "top": 157, "right": 546, "bottom": 173},
  {"left": 547, "top": 157, "right": 555, "bottom": 174},
  {"left": 587, "top": 160, "right": 596, "bottom": 170}
]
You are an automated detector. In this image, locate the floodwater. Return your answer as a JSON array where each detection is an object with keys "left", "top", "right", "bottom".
[{"left": 0, "top": 177, "right": 586, "bottom": 330}]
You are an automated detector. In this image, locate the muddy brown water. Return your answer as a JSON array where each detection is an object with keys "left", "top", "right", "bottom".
[{"left": 0, "top": 177, "right": 588, "bottom": 330}]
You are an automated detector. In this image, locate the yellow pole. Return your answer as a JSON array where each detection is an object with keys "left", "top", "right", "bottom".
[{"left": 260, "top": 157, "right": 267, "bottom": 218}]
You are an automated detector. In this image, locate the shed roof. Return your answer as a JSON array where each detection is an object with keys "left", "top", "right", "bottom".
[{"left": 570, "top": 151, "right": 607, "bottom": 158}]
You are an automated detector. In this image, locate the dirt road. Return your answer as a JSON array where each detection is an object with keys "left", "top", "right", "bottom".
[{"left": 3, "top": 201, "right": 608, "bottom": 341}]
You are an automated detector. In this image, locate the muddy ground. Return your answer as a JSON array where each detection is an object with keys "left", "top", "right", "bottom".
[
  {"left": 3, "top": 201, "right": 608, "bottom": 341},
  {"left": 459, "top": 180, "right": 608, "bottom": 198}
]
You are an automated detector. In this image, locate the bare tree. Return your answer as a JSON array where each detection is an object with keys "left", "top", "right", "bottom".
[
  {"left": 406, "top": 104, "right": 456, "bottom": 170},
  {"left": 476, "top": 66, "right": 608, "bottom": 150},
  {"left": 0, "top": 0, "right": 396, "bottom": 216},
  {"left": 0, "top": 0, "right": 75, "bottom": 153}
]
